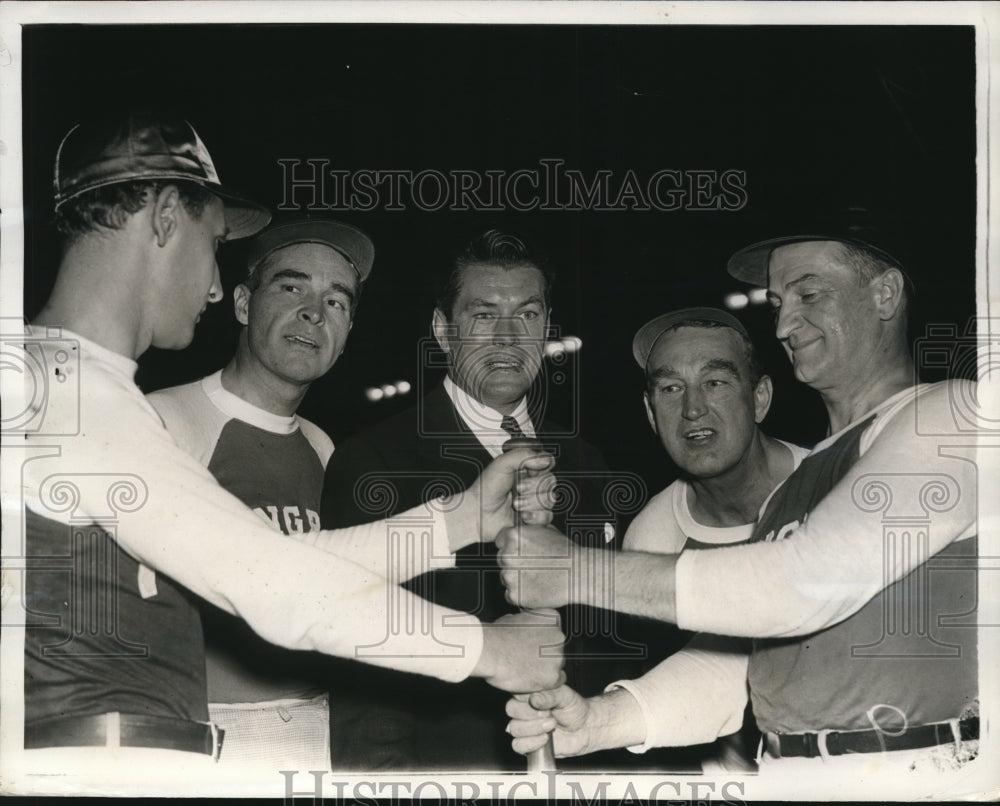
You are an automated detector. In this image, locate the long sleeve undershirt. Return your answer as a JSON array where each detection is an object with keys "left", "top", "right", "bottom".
[
  {"left": 22, "top": 329, "right": 482, "bottom": 683},
  {"left": 674, "top": 382, "right": 978, "bottom": 639}
]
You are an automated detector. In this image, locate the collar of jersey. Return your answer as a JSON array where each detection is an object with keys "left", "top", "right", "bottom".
[{"left": 201, "top": 370, "right": 299, "bottom": 435}]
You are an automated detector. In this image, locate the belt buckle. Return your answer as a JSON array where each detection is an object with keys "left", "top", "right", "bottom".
[{"left": 802, "top": 729, "right": 834, "bottom": 759}]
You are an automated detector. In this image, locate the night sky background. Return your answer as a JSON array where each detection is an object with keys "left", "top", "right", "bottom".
[{"left": 21, "top": 23, "right": 977, "bottom": 495}]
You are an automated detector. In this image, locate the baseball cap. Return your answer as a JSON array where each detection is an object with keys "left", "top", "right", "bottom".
[
  {"left": 632, "top": 307, "right": 750, "bottom": 369},
  {"left": 247, "top": 220, "right": 375, "bottom": 282},
  {"left": 53, "top": 110, "right": 271, "bottom": 240},
  {"left": 726, "top": 205, "right": 907, "bottom": 287}
]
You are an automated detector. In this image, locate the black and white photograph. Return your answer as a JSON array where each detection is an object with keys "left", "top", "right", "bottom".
[{"left": 1, "top": 2, "right": 997, "bottom": 800}]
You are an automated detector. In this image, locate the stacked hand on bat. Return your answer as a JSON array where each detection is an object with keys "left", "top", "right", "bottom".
[{"left": 494, "top": 438, "right": 567, "bottom": 770}]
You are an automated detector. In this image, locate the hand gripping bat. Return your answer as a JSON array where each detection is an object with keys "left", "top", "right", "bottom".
[{"left": 501, "top": 436, "right": 558, "bottom": 773}]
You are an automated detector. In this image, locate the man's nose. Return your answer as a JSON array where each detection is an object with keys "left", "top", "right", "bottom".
[
  {"left": 491, "top": 316, "right": 524, "bottom": 345},
  {"left": 299, "top": 300, "right": 324, "bottom": 326},
  {"left": 207, "top": 263, "right": 223, "bottom": 304},
  {"left": 682, "top": 386, "right": 708, "bottom": 419},
  {"left": 774, "top": 303, "right": 799, "bottom": 342}
]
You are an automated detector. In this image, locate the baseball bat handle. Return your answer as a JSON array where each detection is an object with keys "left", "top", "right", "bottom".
[
  {"left": 502, "top": 436, "right": 558, "bottom": 773},
  {"left": 527, "top": 734, "right": 557, "bottom": 772}
]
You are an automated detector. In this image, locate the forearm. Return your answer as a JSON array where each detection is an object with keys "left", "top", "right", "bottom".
[
  {"left": 575, "top": 548, "right": 678, "bottom": 623},
  {"left": 295, "top": 501, "right": 457, "bottom": 580},
  {"left": 24, "top": 387, "right": 483, "bottom": 682},
  {"left": 675, "top": 385, "right": 977, "bottom": 637},
  {"left": 611, "top": 634, "right": 749, "bottom": 750},
  {"left": 578, "top": 687, "right": 648, "bottom": 754}
]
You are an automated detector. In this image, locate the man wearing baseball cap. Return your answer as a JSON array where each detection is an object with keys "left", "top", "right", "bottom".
[
  {"left": 505, "top": 308, "right": 808, "bottom": 770},
  {"left": 19, "top": 110, "right": 565, "bottom": 782},
  {"left": 498, "top": 212, "right": 980, "bottom": 784},
  {"left": 147, "top": 218, "right": 375, "bottom": 769}
]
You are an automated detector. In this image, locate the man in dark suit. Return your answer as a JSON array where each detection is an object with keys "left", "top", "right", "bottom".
[{"left": 321, "top": 230, "right": 633, "bottom": 771}]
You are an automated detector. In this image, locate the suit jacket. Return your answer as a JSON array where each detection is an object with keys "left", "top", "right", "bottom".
[{"left": 321, "top": 384, "right": 640, "bottom": 771}]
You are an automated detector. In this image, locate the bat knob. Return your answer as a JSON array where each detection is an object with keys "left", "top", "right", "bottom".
[{"left": 527, "top": 737, "right": 557, "bottom": 772}]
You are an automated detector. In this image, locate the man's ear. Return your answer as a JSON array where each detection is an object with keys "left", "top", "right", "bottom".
[
  {"left": 432, "top": 308, "right": 451, "bottom": 354},
  {"left": 643, "top": 390, "right": 658, "bottom": 434},
  {"left": 753, "top": 374, "right": 774, "bottom": 424},
  {"left": 150, "top": 185, "right": 182, "bottom": 248},
  {"left": 233, "top": 284, "right": 251, "bottom": 327},
  {"left": 874, "top": 268, "right": 906, "bottom": 321}
]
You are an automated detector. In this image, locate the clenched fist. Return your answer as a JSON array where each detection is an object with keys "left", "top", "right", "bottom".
[
  {"left": 495, "top": 524, "right": 581, "bottom": 609},
  {"left": 472, "top": 609, "right": 566, "bottom": 693},
  {"left": 505, "top": 684, "right": 646, "bottom": 757}
]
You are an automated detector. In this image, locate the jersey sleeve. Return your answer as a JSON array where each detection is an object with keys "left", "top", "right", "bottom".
[
  {"left": 294, "top": 500, "right": 458, "bottom": 579},
  {"left": 622, "top": 483, "right": 687, "bottom": 554},
  {"left": 609, "top": 633, "right": 749, "bottom": 750},
  {"left": 674, "top": 382, "right": 978, "bottom": 638},
  {"left": 147, "top": 380, "right": 228, "bottom": 467},
  {"left": 298, "top": 416, "right": 335, "bottom": 468},
  {"left": 24, "top": 351, "right": 482, "bottom": 683}
]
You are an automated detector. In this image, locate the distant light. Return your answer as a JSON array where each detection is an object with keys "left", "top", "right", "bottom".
[
  {"left": 380, "top": 384, "right": 397, "bottom": 398},
  {"left": 544, "top": 341, "right": 566, "bottom": 358},
  {"left": 723, "top": 292, "right": 749, "bottom": 310},
  {"left": 365, "top": 387, "right": 384, "bottom": 402},
  {"left": 544, "top": 335, "right": 582, "bottom": 358},
  {"left": 396, "top": 380, "right": 412, "bottom": 395},
  {"left": 748, "top": 287, "right": 768, "bottom": 305}
]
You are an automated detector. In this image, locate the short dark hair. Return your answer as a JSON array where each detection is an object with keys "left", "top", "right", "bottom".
[
  {"left": 435, "top": 229, "right": 554, "bottom": 320},
  {"left": 55, "top": 180, "right": 214, "bottom": 241},
  {"left": 645, "top": 319, "right": 765, "bottom": 392},
  {"left": 242, "top": 245, "right": 364, "bottom": 318}
]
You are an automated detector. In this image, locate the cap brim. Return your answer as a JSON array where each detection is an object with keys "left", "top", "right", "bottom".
[
  {"left": 210, "top": 185, "right": 272, "bottom": 241},
  {"left": 727, "top": 234, "right": 904, "bottom": 287},
  {"left": 632, "top": 307, "right": 749, "bottom": 368},
  {"left": 247, "top": 220, "right": 375, "bottom": 281}
]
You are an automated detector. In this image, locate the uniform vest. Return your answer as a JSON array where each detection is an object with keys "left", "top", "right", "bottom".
[{"left": 747, "top": 416, "right": 978, "bottom": 734}]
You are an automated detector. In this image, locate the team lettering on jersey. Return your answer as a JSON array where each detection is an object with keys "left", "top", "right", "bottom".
[
  {"left": 762, "top": 514, "right": 806, "bottom": 543},
  {"left": 254, "top": 505, "right": 321, "bottom": 534}
]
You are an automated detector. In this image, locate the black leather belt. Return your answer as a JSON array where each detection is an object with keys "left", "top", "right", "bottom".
[
  {"left": 765, "top": 716, "right": 978, "bottom": 759},
  {"left": 26, "top": 712, "right": 224, "bottom": 759}
]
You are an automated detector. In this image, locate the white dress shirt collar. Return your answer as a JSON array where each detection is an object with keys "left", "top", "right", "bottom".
[{"left": 443, "top": 376, "right": 536, "bottom": 458}]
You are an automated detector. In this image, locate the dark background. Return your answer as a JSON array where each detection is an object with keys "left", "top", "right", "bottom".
[{"left": 22, "top": 24, "right": 977, "bottom": 494}]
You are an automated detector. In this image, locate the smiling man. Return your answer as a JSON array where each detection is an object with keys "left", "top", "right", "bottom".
[
  {"left": 498, "top": 219, "right": 980, "bottom": 780},
  {"left": 321, "top": 229, "right": 616, "bottom": 771},
  {"left": 148, "top": 219, "right": 374, "bottom": 769}
]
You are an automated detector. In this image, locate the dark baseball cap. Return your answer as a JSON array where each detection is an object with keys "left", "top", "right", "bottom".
[
  {"left": 632, "top": 307, "right": 750, "bottom": 368},
  {"left": 53, "top": 110, "right": 271, "bottom": 240},
  {"left": 247, "top": 220, "right": 375, "bottom": 282},
  {"left": 726, "top": 205, "right": 907, "bottom": 287}
]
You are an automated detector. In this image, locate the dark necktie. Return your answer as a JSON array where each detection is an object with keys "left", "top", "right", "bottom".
[{"left": 500, "top": 415, "right": 526, "bottom": 440}]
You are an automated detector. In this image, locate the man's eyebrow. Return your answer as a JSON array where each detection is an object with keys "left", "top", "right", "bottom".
[
  {"left": 463, "top": 296, "right": 545, "bottom": 309},
  {"left": 328, "top": 281, "right": 356, "bottom": 304},
  {"left": 704, "top": 358, "right": 741, "bottom": 377},
  {"left": 768, "top": 272, "right": 823, "bottom": 302},
  {"left": 783, "top": 272, "right": 823, "bottom": 290},
  {"left": 647, "top": 366, "right": 678, "bottom": 383},
  {"left": 269, "top": 268, "right": 311, "bottom": 283}
]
